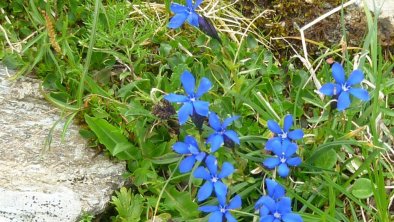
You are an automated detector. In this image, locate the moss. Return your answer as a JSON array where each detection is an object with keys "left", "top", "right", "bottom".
[{"left": 236, "top": 0, "right": 367, "bottom": 60}]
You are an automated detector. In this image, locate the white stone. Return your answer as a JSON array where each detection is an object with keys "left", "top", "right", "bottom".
[
  {"left": 356, "top": 0, "right": 394, "bottom": 18},
  {"left": 0, "top": 65, "right": 127, "bottom": 221}
]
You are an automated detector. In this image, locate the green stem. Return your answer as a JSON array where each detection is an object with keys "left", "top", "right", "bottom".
[
  {"left": 230, "top": 209, "right": 257, "bottom": 217},
  {"left": 77, "top": 0, "right": 100, "bottom": 108},
  {"left": 153, "top": 158, "right": 181, "bottom": 219}
]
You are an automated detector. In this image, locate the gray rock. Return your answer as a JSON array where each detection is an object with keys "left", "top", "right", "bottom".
[{"left": 0, "top": 65, "right": 126, "bottom": 222}]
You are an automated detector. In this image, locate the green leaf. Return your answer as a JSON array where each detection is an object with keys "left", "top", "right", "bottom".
[
  {"left": 313, "top": 149, "right": 337, "bottom": 169},
  {"left": 151, "top": 153, "right": 180, "bottom": 165},
  {"left": 351, "top": 178, "right": 374, "bottom": 199},
  {"left": 84, "top": 114, "right": 140, "bottom": 160},
  {"left": 163, "top": 187, "right": 199, "bottom": 219},
  {"left": 111, "top": 187, "right": 143, "bottom": 222}
]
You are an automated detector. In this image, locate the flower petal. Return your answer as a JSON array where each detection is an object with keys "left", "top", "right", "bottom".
[
  {"left": 255, "top": 196, "right": 276, "bottom": 212},
  {"left": 178, "top": 102, "right": 193, "bottom": 124},
  {"left": 216, "top": 191, "right": 227, "bottom": 206},
  {"left": 288, "top": 129, "right": 304, "bottom": 140},
  {"left": 260, "top": 215, "right": 275, "bottom": 222},
  {"left": 213, "top": 181, "right": 227, "bottom": 199},
  {"left": 186, "top": 0, "right": 193, "bottom": 7},
  {"left": 188, "top": 144, "right": 200, "bottom": 155},
  {"left": 172, "top": 142, "right": 190, "bottom": 154},
  {"left": 319, "top": 83, "right": 336, "bottom": 96},
  {"left": 208, "top": 112, "right": 222, "bottom": 131},
  {"left": 225, "top": 212, "right": 237, "bottom": 222},
  {"left": 265, "top": 137, "right": 281, "bottom": 151},
  {"left": 179, "top": 155, "right": 196, "bottom": 173},
  {"left": 277, "top": 197, "right": 292, "bottom": 214},
  {"left": 197, "top": 181, "right": 213, "bottom": 201},
  {"left": 168, "top": 13, "right": 188, "bottom": 29},
  {"left": 195, "top": 152, "right": 206, "bottom": 162},
  {"left": 187, "top": 12, "right": 199, "bottom": 27},
  {"left": 199, "top": 205, "right": 219, "bottom": 213},
  {"left": 170, "top": 3, "right": 188, "bottom": 13},
  {"left": 332, "top": 62, "right": 346, "bottom": 84},
  {"left": 218, "top": 162, "right": 235, "bottom": 179},
  {"left": 208, "top": 211, "right": 223, "bottom": 222},
  {"left": 181, "top": 71, "right": 195, "bottom": 96},
  {"left": 267, "top": 120, "right": 282, "bottom": 134},
  {"left": 196, "top": 77, "right": 212, "bottom": 98},
  {"left": 194, "top": 166, "right": 211, "bottom": 180},
  {"left": 205, "top": 155, "right": 218, "bottom": 175},
  {"left": 263, "top": 157, "right": 280, "bottom": 169},
  {"left": 271, "top": 140, "right": 285, "bottom": 157},
  {"left": 164, "top": 93, "right": 188, "bottom": 103},
  {"left": 185, "top": 135, "right": 199, "bottom": 149},
  {"left": 284, "top": 143, "right": 298, "bottom": 157},
  {"left": 337, "top": 91, "right": 350, "bottom": 111},
  {"left": 266, "top": 179, "right": 285, "bottom": 200},
  {"left": 287, "top": 157, "right": 302, "bottom": 167},
  {"left": 208, "top": 134, "right": 224, "bottom": 153},
  {"left": 222, "top": 116, "right": 239, "bottom": 129},
  {"left": 283, "top": 114, "right": 293, "bottom": 132},
  {"left": 258, "top": 205, "right": 270, "bottom": 217},
  {"left": 349, "top": 88, "right": 370, "bottom": 101},
  {"left": 282, "top": 213, "right": 303, "bottom": 222},
  {"left": 228, "top": 195, "right": 242, "bottom": 209},
  {"left": 193, "top": 101, "right": 210, "bottom": 116},
  {"left": 278, "top": 163, "right": 290, "bottom": 178},
  {"left": 224, "top": 130, "right": 240, "bottom": 144},
  {"left": 347, "top": 69, "right": 364, "bottom": 86}
]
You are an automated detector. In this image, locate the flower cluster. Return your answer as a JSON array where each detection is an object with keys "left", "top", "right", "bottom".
[
  {"left": 255, "top": 179, "right": 303, "bottom": 222},
  {"left": 263, "top": 114, "right": 303, "bottom": 178},
  {"left": 164, "top": 2, "right": 372, "bottom": 219},
  {"left": 319, "top": 62, "right": 369, "bottom": 111},
  {"left": 166, "top": 71, "right": 241, "bottom": 221}
]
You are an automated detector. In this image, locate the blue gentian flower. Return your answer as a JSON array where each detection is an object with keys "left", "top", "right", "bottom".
[
  {"left": 194, "top": 155, "right": 234, "bottom": 201},
  {"left": 207, "top": 112, "right": 240, "bottom": 152},
  {"left": 173, "top": 135, "right": 206, "bottom": 173},
  {"left": 164, "top": 71, "right": 211, "bottom": 125},
  {"left": 319, "top": 62, "right": 370, "bottom": 111},
  {"left": 199, "top": 195, "right": 241, "bottom": 222},
  {"left": 263, "top": 140, "right": 302, "bottom": 178},
  {"left": 168, "top": 0, "right": 202, "bottom": 29},
  {"left": 255, "top": 196, "right": 303, "bottom": 222},
  {"left": 266, "top": 114, "right": 303, "bottom": 151},
  {"left": 255, "top": 179, "right": 302, "bottom": 222}
]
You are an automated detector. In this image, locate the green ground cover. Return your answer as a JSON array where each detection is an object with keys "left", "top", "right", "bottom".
[{"left": 0, "top": 0, "right": 393, "bottom": 221}]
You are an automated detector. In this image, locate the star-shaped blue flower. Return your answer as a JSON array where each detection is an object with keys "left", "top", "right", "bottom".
[
  {"left": 255, "top": 196, "right": 303, "bottom": 222},
  {"left": 168, "top": 0, "right": 202, "bottom": 29},
  {"left": 319, "top": 62, "right": 370, "bottom": 111},
  {"left": 207, "top": 112, "right": 240, "bottom": 152},
  {"left": 266, "top": 114, "right": 303, "bottom": 151},
  {"left": 194, "top": 155, "right": 234, "bottom": 201},
  {"left": 164, "top": 71, "right": 211, "bottom": 125},
  {"left": 173, "top": 135, "right": 206, "bottom": 173},
  {"left": 199, "top": 195, "right": 242, "bottom": 222},
  {"left": 263, "top": 140, "right": 302, "bottom": 178}
]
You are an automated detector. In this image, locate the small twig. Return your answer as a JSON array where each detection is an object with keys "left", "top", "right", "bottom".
[
  {"left": 297, "top": 0, "right": 358, "bottom": 97},
  {"left": 0, "top": 24, "right": 19, "bottom": 53}
]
